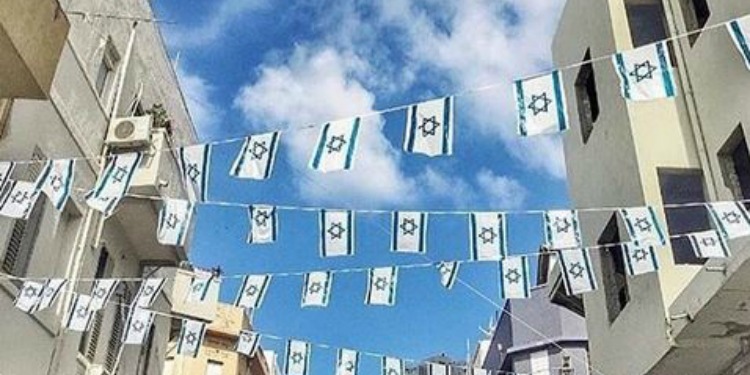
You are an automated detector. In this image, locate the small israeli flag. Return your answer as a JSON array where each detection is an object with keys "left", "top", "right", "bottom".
[
  {"left": 320, "top": 210, "right": 355, "bottom": 257},
  {"left": 500, "top": 256, "right": 531, "bottom": 299},
  {"left": 186, "top": 270, "right": 215, "bottom": 303},
  {"left": 235, "top": 275, "right": 271, "bottom": 309},
  {"left": 35, "top": 159, "right": 75, "bottom": 211},
  {"left": 436, "top": 262, "right": 459, "bottom": 290},
  {"left": 382, "top": 357, "right": 405, "bottom": 375},
  {"left": 470, "top": 212, "right": 507, "bottom": 261},
  {"left": 157, "top": 199, "right": 194, "bottom": 246},
  {"left": 122, "top": 307, "right": 155, "bottom": 345},
  {"left": 336, "top": 349, "right": 360, "bottom": 375},
  {"left": 728, "top": 16, "right": 750, "bottom": 71},
  {"left": 620, "top": 207, "right": 666, "bottom": 247},
  {"left": 365, "top": 267, "right": 398, "bottom": 306},
  {"left": 706, "top": 201, "right": 750, "bottom": 239},
  {"left": 35, "top": 278, "right": 68, "bottom": 312},
  {"left": 558, "top": 248, "right": 597, "bottom": 295},
  {"left": 403, "top": 97, "right": 454, "bottom": 157},
  {"left": 231, "top": 132, "right": 280, "bottom": 180},
  {"left": 176, "top": 319, "right": 207, "bottom": 358},
  {"left": 133, "top": 278, "right": 165, "bottom": 308},
  {"left": 391, "top": 211, "right": 428, "bottom": 253},
  {"left": 89, "top": 279, "right": 119, "bottom": 311},
  {"left": 544, "top": 210, "right": 582, "bottom": 250},
  {"left": 85, "top": 152, "right": 142, "bottom": 217},
  {"left": 178, "top": 144, "right": 212, "bottom": 202},
  {"left": 622, "top": 243, "right": 659, "bottom": 276},
  {"left": 301, "top": 271, "right": 333, "bottom": 308},
  {"left": 515, "top": 71, "right": 568, "bottom": 137},
  {"left": 236, "top": 330, "right": 261, "bottom": 357},
  {"left": 285, "top": 340, "right": 311, "bottom": 375},
  {"left": 14, "top": 281, "right": 44, "bottom": 313},
  {"left": 248, "top": 205, "right": 277, "bottom": 244},
  {"left": 63, "top": 294, "right": 94, "bottom": 332},
  {"left": 613, "top": 41, "right": 676, "bottom": 101},
  {"left": 310, "top": 118, "right": 361, "bottom": 172},
  {"left": 0, "top": 180, "right": 41, "bottom": 219},
  {"left": 427, "top": 363, "right": 450, "bottom": 375},
  {"left": 0, "top": 161, "right": 15, "bottom": 186},
  {"left": 689, "top": 230, "right": 731, "bottom": 258}
]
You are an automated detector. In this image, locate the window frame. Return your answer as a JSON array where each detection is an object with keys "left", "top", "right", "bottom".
[{"left": 575, "top": 48, "right": 600, "bottom": 144}]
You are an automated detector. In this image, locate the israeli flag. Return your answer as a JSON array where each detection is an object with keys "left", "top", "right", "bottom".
[
  {"left": 14, "top": 280, "right": 44, "bottom": 313},
  {"left": 620, "top": 207, "right": 666, "bottom": 247},
  {"left": 248, "top": 205, "right": 277, "bottom": 244},
  {"left": 622, "top": 243, "right": 659, "bottom": 276},
  {"left": 436, "top": 262, "right": 459, "bottom": 290},
  {"left": 236, "top": 330, "right": 261, "bottom": 357},
  {"left": 427, "top": 363, "right": 450, "bottom": 375},
  {"left": 35, "top": 278, "right": 68, "bottom": 312},
  {"left": 235, "top": 275, "right": 271, "bottom": 309},
  {"left": 89, "top": 279, "right": 119, "bottom": 311},
  {"left": 391, "top": 211, "right": 428, "bottom": 253},
  {"left": 336, "top": 349, "right": 360, "bottom": 375},
  {"left": 157, "top": 199, "right": 194, "bottom": 246},
  {"left": 515, "top": 71, "right": 568, "bottom": 137},
  {"left": 186, "top": 270, "right": 215, "bottom": 303},
  {"left": 0, "top": 180, "right": 41, "bottom": 219},
  {"left": 231, "top": 132, "right": 280, "bottom": 180},
  {"left": 403, "top": 97, "right": 454, "bottom": 157},
  {"left": 689, "top": 230, "right": 731, "bottom": 258},
  {"left": 470, "top": 212, "right": 507, "bottom": 261},
  {"left": 133, "top": 278, "right": 165, "bottom": 308},
  {"left": 320, "top": 210, "right": 355, "bottom": 257},
  {"left": 122, "top": 307, "right": 155, "bottom": 345},
  {"left": 382, "top": 357, "right": 405, "bottom": 375},
  {"left": 728, "top": 16, "right": 750, "bottom": 71},
  {"left": 63, "top": 294, "right": 94, "bottom": 332},
  {"left": 472, "top": 369, "right": 489, "bottom": 375},
  {"left": 176, "top": 319, "right": 207, "bottom": 358},
  {"left": 310, "top": 118, "right": 361, "bottom": 172},
  {"left": 558, "top": 248, "right": 597, "bottom": 295},
  {"left": 178, "top": 144, "right": 212, "bottom": 202},
  {"left": 544, "top": 210, "right": 582, "bottom": 250},
  {"left": 35, "top": 159, "right": 75, "bottom": 211},
  {"left": 0, "top": 161, "right": 15, "bottom": 186},
  {"left": 285, "top": 340, "right": 311, "bottom": 375},
  {"left": 301, "top": 271, "right": 333, "bottom": 308},
  {"left": 706, "top": 201, "right": 750, "bottom": 239},
  {"left": 85, "top": 152, "right": 142, "bottom": 217},
  {"left": 613, "top": 41, "right": 676, "bottom": 101},
  {"left": 500, "top": 256, "right": 531, "bottom": 299},
  {"left": 365, "top": 267, "right": 398, "bottom": 306}
]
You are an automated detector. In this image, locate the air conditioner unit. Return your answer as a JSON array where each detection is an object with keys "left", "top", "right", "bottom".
[{"left": 106, "top": 115, "right": 153, "bottom": 148}]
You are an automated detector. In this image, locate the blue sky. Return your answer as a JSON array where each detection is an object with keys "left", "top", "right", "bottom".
[{"left": 154, "top": 0, "right": 567, "bottom": 372}]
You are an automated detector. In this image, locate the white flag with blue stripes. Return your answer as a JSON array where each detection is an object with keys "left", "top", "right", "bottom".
[
  {"left": 178, "top": 144, "right": 212, "bottom": 202},
  {"left": 302, "top": 271, "right": 332, "bottom": 308},
  {"left": 320, "top": 210, "right": 355, "bottom": 257},
  {"left": 122, "top": 307, "right": 155, "bottom": 345},
  {"left": 403, "top": 97, "right": 454, "bottom": 157},
  {"left": 36, "top": 158, "right": 75, "bottom": 211},
  {"left": 186, "top": 270, "right": 215, "bottom": 303},
  {"left": 706, "top": 201, "right": 750, "bottom": 239},
  {"left": 620, "top": 206, "right": 666, "bottom": 247},
  {"left": 613, "top": 41, "right": 676, "bottom": 101},
  {"left": 85, "top": 152, "right": 142, "bottom": 217},
  {"left": 310, "top": 118, "right": 361, "bottom": 172},
  {"left": 157, "top": 199, "right": 194, "bottom": 246},
  {"left": 622, "top": 243, "right": 659, "bottom": 276},
  {"left": 285, "top": 340, "right": 311, "bottom": 375},
  {"left": 176, "top": 319, "right": 207, "bottom": 358},
  {"left": 470, "top": 212, "right": 507, "bottom": 261},
  {"left": 515, "top": 71, "right": 568, "bottom": 137},
  {"left": 427, "top": 363, "right": 450, "bottom": 375},
  {"left": 89, "top": 279, "right": 119, "bottom": 311},
  {"left": 35, "top": 278, "right": 67, "bottom": 313},
  {"left": 14, "top": 281, "right": 44, "bottom": 313},
  {"left": 235, "top": 275, "right": 271, "bottom": 310},
  {"left": 392, "top": 211, "right": 428, "bottom": 253},
  {"left": 500, "top": 256, "right": 531, "bottom": 299},
  {"left": 728, "top": 16, "right": 750, "bottom": 71},
  {"left": 558, "top": 248, "right": 597, "bottom": 295},
  {"left": 248, "top": 205, "right": 277, "bottom": 244},
  {"left": 0, "top": 161, "right": 15, "bottom": 187},
  {"left": 63, "top": 294, "right": 94, "bottom": 332},
  {"left": 689, "top": 230, "right": 731, "bottom": 258},
  {"left": 436, "top": 262, "right": 459, "bottom": 290},
  {"left": 0, "top": 180, "right": 41, "bottom": 219},
  {"left": 231, "top": 132, "right": 280, "bottom": 180},
  {"left": 544, "top": 210, "right": 582, "bottom": 250},
  {"left": 236, "top": 330, "right": 261, "bottom": 357},
  {"left": 382, "top": 357, "right": 405, "bottom": 375},
  {"left": 336, "top": 349, "right": 360, "bottom": 375},
  {"left": 133, "top": 278, "right": 165, "bottom": 308},
  {"left": 366, "top": 267, "right": 398, "bottom": 306}
]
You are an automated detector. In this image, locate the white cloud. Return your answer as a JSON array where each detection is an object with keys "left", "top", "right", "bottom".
[
  {"left": 166, "top": 0, "right": 269, "bottom": 49},
  {"left": 175, "top": 65, "right": 221, "bottom": 140},
  {"left": 417, "top": 167, "right": 475, "bottom": 208},
  {"left": 475, "top": 168, "right": 527, "bottom": 209}
]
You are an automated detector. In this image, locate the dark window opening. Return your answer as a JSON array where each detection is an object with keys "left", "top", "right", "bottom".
[
  {"left": 599, "top": 214, "right": 629, "bottom": 323},
  {"left": 550, "top": 276, "right": 585, "bottom": 317},
  {"left": 95, "top": 40, "right": 120, "bottom": 98},
  {"left": 680, "top": 0, "right": 710, "bottom": 46},
  {"left": 79, "top": 248, "right": 114, "bottom": 360},
  {"left": 658, "top": 168, "right": 710, "bottom": 265},
  {"left": 575, "top": 49, "right": 600, "bottom": 144},
  {"left": 624, "top": 0, "right": 670, "bottom": 48},
  {"left": 719, "top": 126, "right": 750, "bottom": 205}
]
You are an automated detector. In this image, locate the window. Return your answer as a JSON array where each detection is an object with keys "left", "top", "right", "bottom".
[
  {"left": 529, "top": 350, "right": 550, "bottom": 375},
  {"left": 105, "top": 286, "right": 131, "bottom": 373},
  {"left": 658, "top": 168, "right": 710, "bottom": 265},
  {"left": 79, "top": 248, "right": 113, "bottom": 360},
  {"left": 550, "top": 276, "right": 585, "bottom": 317},
  {"left": 624, "top": 0, "right": 670, "bottom": 48},
  {"left": 719, "top": 126, "right": 750, "bottom": 203},
  {"left": 680, "top": 0, "right": 710, "bottom": 46},
  {"left": 575, "top": 49, "right": 600, "bottom": 144},
  {"left": 599, "top": 214, "right": 629, "bottom": 323},
  {"left": 95, "top": 39, "right": 119, "bottom": 98},
  {"left": 206, "top": 360, "right": 224, "bottom": 375}
]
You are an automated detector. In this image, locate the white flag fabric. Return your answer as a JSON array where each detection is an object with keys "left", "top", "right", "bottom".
[
  {"left": 14, "top": 281, "right": 44, "bottom": 313},
  {"left": 176, "top": 319, "right": 207, "bottom": 358},
  {"left": 285, "top": 340, "right": 311, "bottom": 375},
  {"left": 706, "top": 201, "right": 750, "bottom": 239},
  {"left": 231, "top": 132, "right": 280, "bottom": 180},
  {"left": 133, "top": 278, "right": 165, "bottom": 308},
  {"left": 620, "top": 207, "right": 666, "bottom": 247},
  {"left": 310, "top": 118, "right": 361, "bottom": 172},
  {"left": 391, "top": 211, "right": 428, "bottom": 253},
  {"left": 472, "top": 369, "right": 489, "bottom": 375},
  {"left": 236, "top": 330, "right": 261, "bottom": 357},
  {"left": 248, "top": 205, "right": 277, "bottom": 244},
  {"left": 89, "top": 279, "right": 119, "bottom": 311},
  {"left": 186, "top": 270, "right": 216, "bottom": 303},
  {"left": 35, "top": 278, "right": 68, "bottom": 312},
  {"left": 729, "top": 16, "right": 750, "bottom": 71},
  {"left": 122, "top": 307, "right": 155, "bottom": 345},
  {"left": 427, "top": 363, "right": 450, "bottom": 375},
  {"left": 515, "top": 71, "right": 568, "bottom": 137},
  {"left": 544, "top": 210, "right": 582, "bottom": 250},
  {"left": 365, "top": 267, "right": 398, "bottom": 306},
  {"left": 320, "top": 210, "right": 355, "bottom": 257},
  {"left": 85, "top": 152, "right": 142, "bottom": 217},
  {"left": 558, "top": 249, "right": 597, "bottom": 295},
  {"left": 382, "top": 357, "right": 405, "bottom": 375},
  {"left": 622, "top": 243, "right": 659, "bottom": 276},
  {"left": 436, "top": 262, "right": 459, "bottom": 290},
  {"left": 301, "top": 271, "right": 333, "bottom": 308},
  {"left": 613, "top": 41, "right": 676, "bottom": 101},
  {"left": 178, "top": 144, "right": 212, "bottom": 202},
  {"left": 336, "top": 349, "right": 360, "bottom": 375},
  {"left": 470, "top": 212, "right": 507, "bottom": 261},
  {"left": 0, "top": 161, "right": 15, "bottom": 186},
  {"left": 235, "top": 275, "right": 271, "bottom": 309},
  {"left": 36, "top": 159, "right": 75, "bottom": 211},
  {"left": 0, "top": 180, "right": 41, "bottom": 219},
  {"left": 689, "top": 230, "right": 731, "bottom": 258},
  {"left": 500, "top": 256, "right": 531, "bottom": 299},
  {"left": 63, "top": 294, "right": 95, "bottom": 332},
  {"left": 403, "top": 97, "right": 454, "bottom": 157},
  {"left": 157, "top": 199, "right": 194, "bottom": 246}
]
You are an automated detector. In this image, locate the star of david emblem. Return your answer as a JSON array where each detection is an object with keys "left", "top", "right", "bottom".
[
  {"left": 701, "top": 237, "right": 718, "bottom": 247},
  {"left": 327, "top": 222, "right": 346, "bottom": 240},
  {"left": 142, "top": 285, "right": 155, "bottom": 296},
  {"left": 438, "top": 264, "right": 451, "bottom": 276},
  {"left": 44, "top": 287, "right": 55, "bottom": 297},
  {"left": 112, "top": 166, "right": 129, "bottom": 183},
  {"left": 634, "top": 218, "right": 653, "bottom": 233},
  {"left": 291, "top": 352, "right": 304, "bottom": 365},
  {"left": 399, "top": 218, "right": 419, "bottom": 236},
  {"left": 569, "top": 262, "right": 585, "bottom": 279},
  {"left": 49, "top": 175, "right": 64, "bottom": 191},
  {"left": 94, "top": 287, "right": 108, "bottom": 298},
  {"left": 165, "top": 213, "right": 180, "bottom": 229},
  {"left": 249, "top": 141, "right": 269, "bottom": 160},
  {"left": 478, "top": 227, "right": 497, "bottom": 245},
  {"left": 75, "top": 306, "right": 89, "bottom": 318},
  {"left": 308, "top": 281, "right": 323, "bottom": 295},
  {"left": 418, "top": 116, "right": 441, "bottom": 137},
  {"left": 387, "top": 369, "right": 399, "bottom": 375},
  {"left": 633, "top": 248, "right": 649, "bottom": 262},
  {"left": 185, "top": 332, "right": 197, "bottom": 345},
  {"left": 344, "top": 360, "right": 356, "bottom": 372},
  {"left": 326, "top": 135, "right": 347, "bottom": 154},
  {"left": 185, "top": 164, "right": 201, "bottom": 183},
  {"left": 254, "top": 211, "right": 271, "bottom": 227},
  {"left": 528, "top": 93, "right": 552, "bottom": 116},
  {"left": 23, "top": 286, "right": 39, "bottom": 298},
  {"left": 722, "top": 211, "right": 742, "bottom": 224},
  {"left": 244, "top": 285, "right": 259, "bottom": 297},
  {"left": 629, "top": 61, "right": 658, "bottom": 83},
  {"left": 553, "top": 218, "right": 572, "bottom": 234},
  {"left": 192, "top": 282, "right": 205, "bottom": 293},
  {"left": 374, "top": 277, "right": 390, "bottom": 291},
  {"left": 504, "top": 268, "right": 522, "bottom": 284},
  {"left": 10, "top": 191, "right": 30, "bottom": 205},
  {"left": 240, "top": 332, "right": 252, "bottom": 343},
  {"left": 132, "top": 321, "right": 145, "bottom": 333}
]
